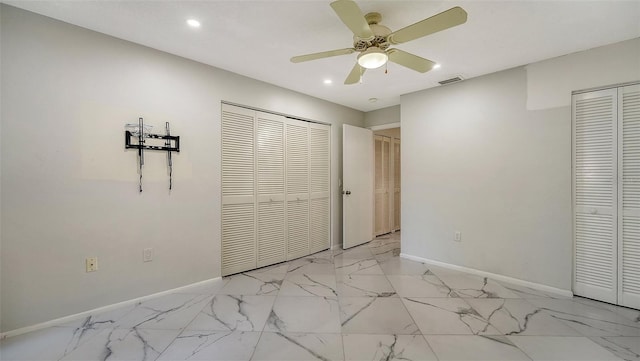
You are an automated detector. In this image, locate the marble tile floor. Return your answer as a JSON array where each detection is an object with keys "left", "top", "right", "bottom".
[{"left": 2, "top": 231, "right": 640, "bottom": 361}]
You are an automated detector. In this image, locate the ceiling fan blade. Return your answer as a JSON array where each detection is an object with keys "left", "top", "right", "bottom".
[
  {"left": 387, "top": 49, "right": 436, "bottom": 73},
  {"left": 344, "top": 63, "right": 365, "bottom": 84},
  {"left": 387, "top": 6, "right": 467, "bottom": 45},
  {"left": 330, "top": 0, "right": 374, "bottom": 40},
  {"left": 290, "top": 48, "right": 356, "bottom": 63}
]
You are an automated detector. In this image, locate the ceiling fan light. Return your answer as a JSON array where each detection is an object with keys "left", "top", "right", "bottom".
[{"left": 357, "top": 47, "right": 388, "bottom": 69}]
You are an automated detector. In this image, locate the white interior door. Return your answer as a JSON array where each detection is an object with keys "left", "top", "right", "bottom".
[
  {"left": 256, "top": 111, "right": 286, "bottom": 267},
  {"left": 221, "top": 104, "right": 256, "bottom": 276},
  {"left": 573, "top": 88, "right": 618, "bottom": 304},
  {"left": 310, "top": 123, "right": 331, "bottom": 254},
  {"left": 343, "top": 124, "right": 373, "bottom": 249},
  {"left": 619, "top": 84, "right": 640, "bottom": 309},
  {"left": 286, "top": 119, "right": 310, "bottom": 259}
]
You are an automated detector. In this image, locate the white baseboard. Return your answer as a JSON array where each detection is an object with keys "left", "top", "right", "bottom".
[
  {"left": 400, "top": 253, "right": 573, "bottom": 298},
  {"left": 1, "top": 277, "right": 223, "bottom": 339}
]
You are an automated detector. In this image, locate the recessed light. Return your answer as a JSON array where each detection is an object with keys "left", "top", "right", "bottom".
[
  {"left": 187, "top": 19, "right": 201, "bottom": 28},
  {"left": 369, "top": 98, "right": 378, "bottom": 103},
  {"left": 323, "top": 79, "right": 333, "bottom": 85},
  {"left": 433, "top": 63, "right": 441, "bottom": 70}
]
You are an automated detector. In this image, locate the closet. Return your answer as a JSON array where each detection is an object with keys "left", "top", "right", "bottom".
[
  {"left": 374, "top": 132, "right": 401, "bottom": 236},
  {"left": 573, "top": 83, "right": 640, "bottom": 309},
  {"left": 374, "top": 135, "right": 391, "bottom": 236},
  {"left": 221, "top": 104, "right": 331, "bottom": 276}
]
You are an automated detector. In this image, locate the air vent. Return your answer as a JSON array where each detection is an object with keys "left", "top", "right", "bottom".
[{"left": 438, "top": 76, "right": 464, "bottom": 85}]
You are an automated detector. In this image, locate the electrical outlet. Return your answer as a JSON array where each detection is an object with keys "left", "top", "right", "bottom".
[
  {"left": 86, "top": 257, "right": 98, "bottom": 272},
  {"left": 454, "top": 231, "right": 462, "bottom": 242},
  {"left": 143, "top": 248, "right": 154, "bottom": 262}
]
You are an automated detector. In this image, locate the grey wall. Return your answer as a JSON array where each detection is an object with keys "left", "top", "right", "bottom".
[
  {"left": 0, "top": 5, "right": 364, "bottom": 332},
  {"left": 401, "top": 38, "right": 640, "bottom": 291},
  {"left": 364, "top": 105, "right": 400, "bottom": 128}
]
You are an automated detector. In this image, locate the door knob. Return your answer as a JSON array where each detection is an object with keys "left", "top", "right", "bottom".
[{"left": 343, "top": 190, "right": 351, "bottom": 195}]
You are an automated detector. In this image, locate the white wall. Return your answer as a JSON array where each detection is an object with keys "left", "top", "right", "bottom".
[
  {"left": 0, "top": 5, "right": 363, "bottom": 332},
  {"left": 364, "top": 105, "right": 400, "bottom": 128},
  {"left": 526, "top": 38, "right": 640, "bottom": 110},
  {"left": 401, "top": 38, "right": 640, "bottom": 291}
]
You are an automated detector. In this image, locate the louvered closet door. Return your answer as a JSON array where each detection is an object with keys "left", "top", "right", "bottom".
[
  {"left": 286, "top": 119, "right": 310, "bottom": 259},
  {"left": 256, "top": 112, "right": 286, "bottom": 267},
  {"left": 374, "top": 136, "right": 391, "bottom": 236},
  {"left": 309, "top": 123, "right": 331, "bottom": 254},
  {"left": 221, "top": 104, "right": 256, "bottom": 276},
  {"left": 393, "top": 138, "right": 401, "bottom": 231},
  {"left": 619, "top": 84, "right": 640, "bottom": 309},
  {"left": 573, "top": 89, "right": 618, "bottom": 304}
]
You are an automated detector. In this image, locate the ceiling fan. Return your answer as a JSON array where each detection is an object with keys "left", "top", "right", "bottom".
[{"left": 290, "top": 0, "right": 467, "bottom": 84}]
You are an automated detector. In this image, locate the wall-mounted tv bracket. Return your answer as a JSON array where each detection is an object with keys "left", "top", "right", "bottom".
[{"left": 125, "top": 117, "right": 180, "bottom": 192}]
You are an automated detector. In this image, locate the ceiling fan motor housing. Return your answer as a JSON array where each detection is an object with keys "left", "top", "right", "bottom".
[{"left": 353, "top": 13, "right": 391, "bottom": 52}]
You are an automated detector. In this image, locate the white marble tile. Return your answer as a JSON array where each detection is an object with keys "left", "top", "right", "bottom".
[
  {"left": 60, "top": 305, "right": 135, "bottom": 329},
  {"left": 116, "top": 293, "right": 211, "bottom": 330},
  {"left": 466, "top": 299, "right": 581, "bottom": 336},
  {"left": 574, "top": 297, "right": 640, "bottom": 324},
  {"left": 252, "top": 332, "right": 344, "bottom": 361},
  {"left": 287, "top": 257, "right": 336, "bottom": 275},
  {"left": 265, "top": 296, "right": 341, "bottom": 333},
  {"left": 378, "top": 258, "right": 433, "bottom": 275},
  {"left": 219, "top": 273, "right": 285, "bottom": 296},
  {"left": 343, "top": 334, "right": 437, "bottom": 361},
  {"left": 156, "top": 330, "right": 260, "bottom": 361},
  {"left": 402, "top": 297, "right": 500, "bottom": 335},
  {"left": 425, "top": 335, "right": 531, "bottom": 361},
  {"left": 333, "top": 245, "right": 374, "bottom": 261},
  {"left": 495, "top": 281, "right": 564, "bottom": 299},
  {"left": 185, "top": 295, "right": 275, "bottom": 332},
  {"left": 60, "top": 328, "right": 180, "bottom": 361},
  {"left": 337, "top": 275, "right": 397, "bottom": 298},
  {"left": 245, "top": 262, "right": 290, "bottom": 275},
  {"left": 437, "top": 274, "right": 521, "bottom": 299},
  {"left": 508, "top": 336, "right": 623, "bottom": 361},
  {"left": 527, "top": 299, "right": 640, "bottom": 336},
  {"left": 339, "top": 297, "right": 419, "bottom": 335},
  {"left": 425, "top": 265, "right": 491, "bottom": 279},
  {"left": 0, "top": 326, "right": 99, "bottom": 361},
  {"left": 334, "top": 258, "right": 384, "bottom": 276},
  {"left": 298, "top": 249, "right": 335, "bottom": 262},
  {"left": 370, "top": 242, "right": 401, "bottom": 261},
  {"left": 279, "top": 274, "right": 338, "bottom": 299},
  {"left": 387, "top": 274, "right": 458, "bottom": 297},
  {"left": 172, "top": 278, "right": 229, "bottom": 295},
  {"left": 590, "top": 336, "right": 640, "bottom": 361}
]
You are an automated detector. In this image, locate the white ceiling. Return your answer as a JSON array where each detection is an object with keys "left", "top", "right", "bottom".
[{"left": 4, "top": 0, "right": 640, "bottom": 112}]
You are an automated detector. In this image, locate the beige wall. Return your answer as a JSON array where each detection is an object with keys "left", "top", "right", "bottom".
[{"left": 0, "top": 5, "right": 364, "bottom": 332}]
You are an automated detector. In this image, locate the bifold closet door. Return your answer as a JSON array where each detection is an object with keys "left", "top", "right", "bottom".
[
  {"left": 573, "top": 88, "right": 618, "bottom": 304},
  {"left": 393, "top": 138, "right": 401, "bottom": 231},
  {"left": 374, "top": 136, "right": 390, "bottom": 236},
  {"left": 286, "top": 119, "right": 310, "bottom": 260},
  {"left": 309, "top": 123, "right": 331, "bottom": 254},
  {"left": 221, "top": 104, "right": 256, "bottom": 276},
  {"left": 256, "top": 112, "right": 286, "bottom": 267},
  {"left": 619, "top": 84, "right": 640, "bottom": 308}
]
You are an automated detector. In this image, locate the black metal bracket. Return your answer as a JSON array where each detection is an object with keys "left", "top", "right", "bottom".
[
  {"left": 125, "top": 131, "right": 180, "bottom": 152},
  {"left": 125, "top": 117, "right": 180, "bottom": 192}
]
